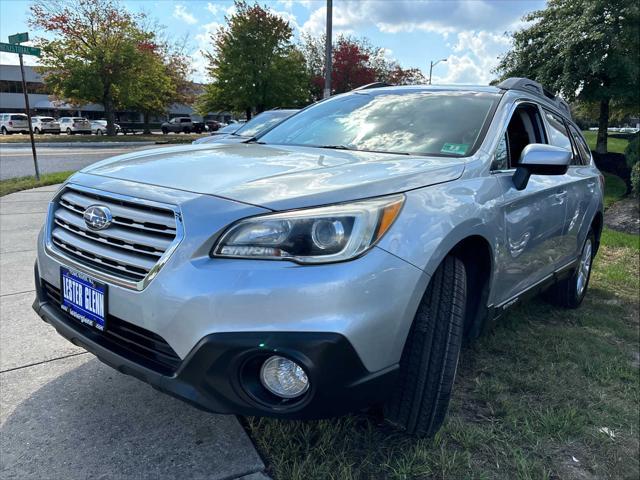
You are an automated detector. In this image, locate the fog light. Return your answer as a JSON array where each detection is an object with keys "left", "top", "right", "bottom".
[{"left": 259, "top": 355, "right": 309, "bottom": 399}]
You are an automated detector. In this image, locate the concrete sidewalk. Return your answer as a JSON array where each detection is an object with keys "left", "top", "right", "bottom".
[{"left": 0, "top": 185, "right": 268, "bottom": 480}]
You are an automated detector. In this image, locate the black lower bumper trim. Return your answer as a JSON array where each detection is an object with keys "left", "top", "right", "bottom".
[{"left": 33, "top": 264, "right": 398, "bottom": 418}]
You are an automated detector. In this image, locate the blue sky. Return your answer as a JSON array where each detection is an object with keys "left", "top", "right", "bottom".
[{"left": 0, "top": 0, "right": 545, "bottom": 84}]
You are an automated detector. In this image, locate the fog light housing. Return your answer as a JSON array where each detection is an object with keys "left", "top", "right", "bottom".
[{"left": 259, "top": 355, "right": 309, "bottom": 399}]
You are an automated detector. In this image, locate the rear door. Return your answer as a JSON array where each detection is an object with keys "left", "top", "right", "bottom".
[
  {"left": 492, "top": 101, "right": 570, "bottom": 305},
  {"left": 562, "top": 122, "right": 600, "bottom": 261}
]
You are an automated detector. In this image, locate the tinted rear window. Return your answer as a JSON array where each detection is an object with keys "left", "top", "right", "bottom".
[{"left": 260, "top": 91, "right": 499, "bottom": 156}]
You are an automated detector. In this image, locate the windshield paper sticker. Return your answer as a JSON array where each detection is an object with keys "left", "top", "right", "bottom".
[{"left": 441, "top": 143, "right": 469, "bottom": 155}]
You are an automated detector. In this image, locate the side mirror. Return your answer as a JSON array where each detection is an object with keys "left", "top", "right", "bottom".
[{"left": 513, "top": 143, "right": 571, "bottom": 190}]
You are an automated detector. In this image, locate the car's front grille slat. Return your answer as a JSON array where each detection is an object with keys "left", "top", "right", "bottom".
[
  {"left": 60, "top": 191, "right": 176, "bottom": 232},
  {"left": 49, "top": 186, "right": 180, "bottom": 287},
  {"left": 54, "top": 208, "right": 169, "bottom": 255},
  {"left": 42, "top": 281, "right": 181, "bottom": 374}
]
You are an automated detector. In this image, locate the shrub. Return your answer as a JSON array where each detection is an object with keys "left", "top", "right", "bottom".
[
  {"left": 625, "top": 133, "right": 639, "bottom": 168},
  {"left": 631, "top": 162, "right": 640, "bottom": 197}
]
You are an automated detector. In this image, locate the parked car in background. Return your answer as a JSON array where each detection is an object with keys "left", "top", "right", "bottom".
[
  {"left": 0, "top": 113, "right": 29, "bottom": 134},
  {"left": 59, "top": 117, "right": 91, "bottom": 135},
  {"left": 619, "top": 127, "right": 639, "bottom": 134},
  {"left": 33, "top": 78, "right": 603, "bottom": 439},
  {"left": 32, "top": 116, "right": 61, "bottom": 134},
  {"left": 193, "top": 109, "right": 299, "bottom": 145},
  {"left": 160, "top": 117, "right": 206, "bottom": 134},
  {"left": 91, "top": 120, "right": 121, "bottom": 135},
  {"left": 205, "top": 120, "right": 222, "bottom": 132}
]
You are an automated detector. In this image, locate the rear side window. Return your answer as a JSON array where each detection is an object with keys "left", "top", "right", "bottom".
[
  {"left": 543, "top": 110, "right": 572, "bottom": 149},
  {"left": 11, "top": 114, "right": 27, "bottom": 120},
  {"left": 568, "top": 124, "right": 591, "bottom": 165},
  {"left": 180, "top": 118, "right": 191, "bottom": 123}
]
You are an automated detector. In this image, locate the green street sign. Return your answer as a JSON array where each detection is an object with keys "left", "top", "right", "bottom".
[
  {"left": 0, "top": 42, "right": 41, "bottom": 57},
  {"left": 8, "top": 32, "right": 29, "bottom": 44}
]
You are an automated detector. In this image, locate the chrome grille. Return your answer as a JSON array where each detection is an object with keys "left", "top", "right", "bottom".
[{"left": 48, "top": 185, "right": 181, "bottom": 288}]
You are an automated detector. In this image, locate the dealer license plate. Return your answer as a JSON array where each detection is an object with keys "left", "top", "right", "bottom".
[{"left": 60, "top": 267, "right": 107, "bottom": 331}]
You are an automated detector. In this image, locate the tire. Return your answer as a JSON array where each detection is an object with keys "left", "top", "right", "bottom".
[
  {"left": 162, "top": 127, "right": 168, "bottom": 135},
  {"left": 96, "top": 129, "right": 103, "bottom": 136},
  {"left": 2, "top": 127, "right": 10, "bottom": 135},
  {"left": 34, "top": 127, "right": 40, "bottom": 134},
  {"left": 384, "top": 256, "right": 467, "bottom": 437},
  {"left": 545, "top": 229, "right": 595, "bottom": 308},
  {"left": 66, "top": 128, "right": 73, "bottom": 135}
]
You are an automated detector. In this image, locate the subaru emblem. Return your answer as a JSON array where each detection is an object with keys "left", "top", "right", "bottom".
[{"left": 83, "top": 205, "right": 113, "bottom": 230}]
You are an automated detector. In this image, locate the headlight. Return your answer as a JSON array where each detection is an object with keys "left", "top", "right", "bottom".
[{"left": 212, "top": 195, "right": 404, "bottom": 264}]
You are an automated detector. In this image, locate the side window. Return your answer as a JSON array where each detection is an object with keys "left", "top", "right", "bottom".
[
  {"left": 494, "top": 103, "right": 545, "bottom": 169},
  {"left": 492, "top": 133, "right": 509, "bottom": 170},
  {"left": 568, "top": 124, "right": 591, "bottom": 165},
  {"left": 543, "top": 110, "right": 577, "bottom": 161}
]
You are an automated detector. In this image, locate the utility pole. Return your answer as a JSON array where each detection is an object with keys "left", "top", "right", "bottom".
[
  {"left": 428, "top": 58, "right": 447, "bottom": 86},
  {"left": 323, "top": 0, "right": 333, "bottom": 99}
]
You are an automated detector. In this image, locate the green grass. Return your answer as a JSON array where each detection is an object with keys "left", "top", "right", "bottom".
[
  {"left": 0, "top": 133, "right": 207, "bottom": 144},
  {"left": 0, "top": 170, "right": 74, "bottom": 196},
  {"left": 603, "top": 172, "right": 628, "bottom": 208},
  {"left": 245, "top": 228, "right": 639, "bottom": 479},
  {"left": 581, "top": 131, "right": 630, "bottom": 155}
]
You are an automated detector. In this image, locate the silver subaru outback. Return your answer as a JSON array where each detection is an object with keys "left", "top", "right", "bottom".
[{"left": 33, "top": 78, "right": 604, "bottom": 437}]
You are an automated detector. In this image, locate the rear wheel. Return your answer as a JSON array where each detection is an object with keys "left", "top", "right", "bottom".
[
  {"left": 96, "top": 129, "right": 103, "bottom": 135},
  {"left": 384, "top": 255, "right": 466, "bottom": 437},
  {"left": 66, "top": 128, "right": 73, "bottom": 135},
  {"left": 545, "top": 229, "right": 595, "bottom": 308},
  {"left": 162, "top": 127, "right": 168, "bottom": 135},
  {"left": 1, "top": 127, "right": 9, "bottom": 135}
]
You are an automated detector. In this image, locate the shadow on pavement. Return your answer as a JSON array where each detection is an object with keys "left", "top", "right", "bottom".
[{"left": 0, "top": 357, "right": 264, "bottom": 480}]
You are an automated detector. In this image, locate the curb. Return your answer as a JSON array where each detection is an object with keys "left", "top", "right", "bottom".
[{"left": 0, "top": 142, "right": 157, "bottom": 149}]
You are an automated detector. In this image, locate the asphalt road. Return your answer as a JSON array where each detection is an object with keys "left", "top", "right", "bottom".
[
  {"left": 0, "top": 186, "right": 268, "bottom": 480},
  {"left": 0, "top": 144, "right": 161, "bottom": 180}
]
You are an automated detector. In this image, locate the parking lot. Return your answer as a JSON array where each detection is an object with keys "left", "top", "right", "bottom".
[{"left": 0, "top": 186, "right": 269, "bottom": 480}]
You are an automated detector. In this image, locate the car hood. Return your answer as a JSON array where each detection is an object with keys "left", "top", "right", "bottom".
[{"left": 81, "top": 143, "right": 465, "bottom": 210}]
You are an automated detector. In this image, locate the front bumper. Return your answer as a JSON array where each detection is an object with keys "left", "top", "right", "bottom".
[{"left": 33, "top": 264, "right": 398, "bottom": 418}]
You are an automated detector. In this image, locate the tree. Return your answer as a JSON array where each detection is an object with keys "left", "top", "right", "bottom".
[
  {"left": 300, "top": 34, "right": 426, "bottom": 100},
  {"left": 30, "top": 0, "right": 157, "bottom": 135},
  {"left": 121, "top": 39, "right": 195, "bottom": 133},
  {"left": 198, "top": 1, "right": 309, "bottom": 119},
  {"left": 495, "top": 0, "right": 639, "bottom": 153}
]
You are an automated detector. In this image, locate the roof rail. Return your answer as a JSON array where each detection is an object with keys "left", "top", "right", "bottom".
[
  {"left": 497, "top": 77, "right": 571, "bottom": 118},
  {"left": 352, "top": 82, "right": 392, "bottom": 91}
]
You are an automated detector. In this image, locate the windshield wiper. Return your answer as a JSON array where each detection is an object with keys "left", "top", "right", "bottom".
[
  {"left": 245, "top": 137, "right": 266, "bottom": 144},
  {"left": 317, "top": 144, "right": 353, "bottom": 151}
]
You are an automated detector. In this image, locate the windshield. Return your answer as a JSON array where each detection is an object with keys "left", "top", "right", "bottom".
[
  {"left": 259, "top": 90, "right": 499, "bottom": 156},
  {"left": 218, "top": 123, "right": 241, "bottom": 134},
  {"left": 233, "top": 110, "right": 297, "bottom": 137}
]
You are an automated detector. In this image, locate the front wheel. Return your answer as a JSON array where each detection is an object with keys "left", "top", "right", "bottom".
[
  {"left": 161, "top": 127, "right": 168, "bottom": 135},
  {"left": 545, "top": 229, "right": 595, "bottom": 308},
  {"left": 1, "top": 127, "right": 9, "bottom": 135},
  {"left": 34, "top": 127, "right": 40, "bottom": 134},
  {"left": 66, "top": 128, "right": 73, "bottom": 135},
  {"left": 384, "top": 255, "right": 466, "bottom": 437},
  {"left": 96, "top": 129, "right": 103, "bottom": 136}
]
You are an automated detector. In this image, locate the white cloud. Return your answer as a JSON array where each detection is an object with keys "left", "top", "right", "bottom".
[
  {"left": 0, "top": 52, "right": 40, "bottom": 67},
  {"left": 302, "top": 0, "right": 534, "bottom": 37},
  {"left": 173, "top": 4, "right": 198, "bottom": 25},
  {"left": 433, "top": 30, "right": 512, "bottom": 84},
  {"left": 205, "top": 2, "right": 220, "bottom": 16}
]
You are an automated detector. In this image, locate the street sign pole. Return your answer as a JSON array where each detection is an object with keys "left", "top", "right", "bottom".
[
  {"left": 4, "top": 33, "right": 40, "bottom": 180},
  {"left": 18, "top": 51, "right": 39, "bottom": 180}
]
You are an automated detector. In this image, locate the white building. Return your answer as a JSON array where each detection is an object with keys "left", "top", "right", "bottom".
[{"left": 0, "top": 64, "right": 231, "bottom": 123}]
